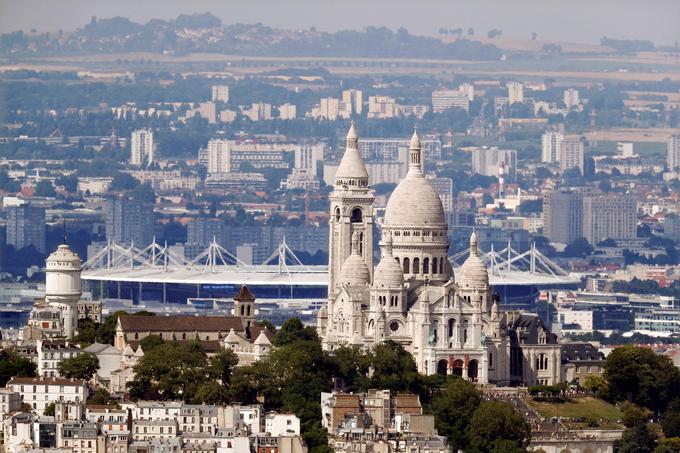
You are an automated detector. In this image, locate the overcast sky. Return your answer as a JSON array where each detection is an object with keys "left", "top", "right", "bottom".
[{"left": 0, "top": 0, "right": 678, "bottom": 46}]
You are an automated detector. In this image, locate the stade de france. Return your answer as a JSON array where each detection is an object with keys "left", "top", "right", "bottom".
[{"left": 77, "top": 124, "right": 581, "bottom": 384}]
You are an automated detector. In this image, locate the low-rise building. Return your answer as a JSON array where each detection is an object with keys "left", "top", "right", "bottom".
[
  {"left": 37, "top": 339, "right": 83, "bottom": 378},
  {"left": 7, "top": 377, "right": 88, "bottom": 415}
]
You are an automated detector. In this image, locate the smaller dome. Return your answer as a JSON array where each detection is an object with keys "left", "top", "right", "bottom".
[
  {"left": 372, "top": 233, "right": 404, "bottom": 289},
  {"left": 457, "top": 231, "right": 489, "bottom": 290},
  {"left": 339, "top": 231, "right": 371, "bottom": 286},
  {"left": 335, "top": 122, "right": 369, "bottom": 182},
  {"left": 46, "top": 244, "right": 82, "bottom": 264}
]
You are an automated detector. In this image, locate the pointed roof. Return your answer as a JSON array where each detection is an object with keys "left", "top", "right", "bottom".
[
  {"left": 373, "top": 233, "right": 404, "bottom": 289},
  {"left": 457, "top": 230, "right": 489, "bottom": 290},
  {"left": 234, "top": 285, "right": 255, "bottom": 302},
  {"left": 335, "top": 122, "right": 369, "bottom": 183},
  {"left": 254, "top": 330, "right": 271, "bottom": 346},
  {"left": 225, "top": 328, "right": 240, "bottom": 344}
]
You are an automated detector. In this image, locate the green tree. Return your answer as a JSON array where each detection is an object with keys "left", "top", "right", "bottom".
[
  {"left": 466, "top": 401, "right": 530, "bottom": 453},
  {"left": 366, "top": 341, "right": 421, "bottom": 394},
  {"left": 618, "top": 423, "right": 657, "bottom": 453},
  {"left": 582, "top": 374, "right": 609, "bottom": 396},
  {"left": 208, "top": 349, "right": 239, "bottom": 385},
  {"left": 0, "top": 349, "right": 37, "bottom": 386},
  {"left": 562, "top": 237, "right": 594, "bottom": 258},
  {"left": 604, "top": 345, "right": 680, "bottom": 413},
  {"left": 431, "top": 377, "right": 482, "bottom": 449},
  {"left": 58, "top": 352, "right": 99, "bottom": 380},
  {"left": 128, "top": 341, "right": 209, "bottom": 401},
  {"left": 34, "top": 179, "right": 56, "bottom": 197},
  {"left": 662, "top": 400, "right": 680, "bottom": 438},
  {"left": 55, "top": 175, "right": 78, "bottom": 193},
  {"left": 110, "top": 173, "right": 139, "bottom": 191},
  {"left": 332, "top": 345, "right": 371, "bottom": 392},
  {"left": 274, "top": 318, "right": 317, "bottom": 346},
  {"left": 96, "top": 310, "right": 128, "bottom": 345},
  {"left": 139, "top": 335, "right": 164, "bottom": 352},
  {"left": 44, "top": 402, "right": 56, "bottom": 416},
  {"left": 88, "top": 388, "right": 112, "bottom": 405},
  {"left": 74, "top": 319, "right": 99, "bottom": 346}
]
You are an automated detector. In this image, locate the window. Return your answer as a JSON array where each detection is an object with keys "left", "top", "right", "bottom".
[
  {"left": 334, "top": 207, "right": 340, "bottom": 222},
  {"left": 413, "top": 258, "right": 420, "bottom": 274},
  {"left": 350, "top": 208, "right": 363, "bottom": 223},
  {"left": 432, "top": 258, "right": 438, "bottom": 274},
  {"left": 423, "top": 257, "right": 430, "bottom": 274},
  {"left": 489, "top": 353, "right": 493, "bottom": 367},
  {"left": 403, "top": 257, "right": 410, "bottom": 274}
]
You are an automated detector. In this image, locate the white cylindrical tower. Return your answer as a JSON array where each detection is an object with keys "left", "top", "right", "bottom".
[{"left": 45, "top": 244, "right": 82, "bottom": 339}]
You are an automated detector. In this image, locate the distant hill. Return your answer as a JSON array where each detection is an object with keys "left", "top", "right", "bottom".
[{"left": 0, "top": 14, "right": 502, "bottom": 61}]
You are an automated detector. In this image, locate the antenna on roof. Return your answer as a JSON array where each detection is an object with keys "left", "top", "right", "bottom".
[{"left": 62, "top": 219, "right": 67, "bottom": 244}]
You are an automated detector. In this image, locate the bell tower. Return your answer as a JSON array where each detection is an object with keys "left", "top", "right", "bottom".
[
  {"left": 233, "top": 285, "right": 256, "bottom": 329},
  {"left": 328, "top": 122, "right": 375, "bottom": 295}
]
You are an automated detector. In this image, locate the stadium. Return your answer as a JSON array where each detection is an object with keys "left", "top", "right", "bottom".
[{"left": 82, "top": 238, "right": 580, "bottom": 313}]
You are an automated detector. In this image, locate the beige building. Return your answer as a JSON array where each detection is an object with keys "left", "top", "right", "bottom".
[{"left": 582, "top": 194, "right": 637, "bottom": 244}]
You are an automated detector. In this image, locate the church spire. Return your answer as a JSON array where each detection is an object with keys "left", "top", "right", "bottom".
[
  {"left": 408, "top": 128, "right": 422, "bottom": 174},
  {"left": 335, "top": 122, "right": 368, "bottom": 187},
  {"left": 470, "top": 229, "right": 478, "bottom": 255}
]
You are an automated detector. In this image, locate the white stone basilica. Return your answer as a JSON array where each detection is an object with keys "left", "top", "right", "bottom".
[{"left": 318, "top": 124, "right": 562, "bottom": 386}]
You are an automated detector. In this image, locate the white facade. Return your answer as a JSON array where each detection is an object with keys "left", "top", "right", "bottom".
[
  {"left": 45, "top": 244, "right": 83, "bottom": 339},
  {"left": 668, "top": 135, "right": 680, "bottom": 171},
  {"left": 342, "top": 90, "right": 363, "bottom": 115},
  {"left": 7, "top": 377, "right": 88, "bottom": 415},
  {"left": 294, "top": 144, "right": 324, "bottom": 175},
  {"left": 130, "top": 129, "right": 154, "bottom": 166},
  {"left": 318, "top": 125, "right": 562, "bottom": 386},
  {"left": 563, "top": 88, "right": 580, "bottom": 109},
  {"left": 212, "top": 85, "right": 229, "bottom": 103},
  {"left": 560, "top": 137, "right": 585, "bottom": 173},
  {"left": 507, "top": 82, "right": 524, "bottom": 105},
  {"left": 278, "top": 103, "right": 297, "bottom": 120},
  {"left": 264, "top": 413, "right": 300, "bottom": 437},
  {"left": 207, "top": 139, "right": 231, "bottom": 175},
  {"left": 37, "top": 339, "right": 83, "bottom": 378},
  {"left": 432, "top": 89, "right": 470, "bottom": 113},
  {"left": 541, "top": 131, "right": 563, "bottom": 164},
  {"left": 367, "top": 96, "right": 397, "bottom": 119}
]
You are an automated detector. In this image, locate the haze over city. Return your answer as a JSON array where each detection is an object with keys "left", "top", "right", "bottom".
[
  {"left": 1, "top": 1, "right": 680, "bottom": 452},
  {"left": 1, "top": 0, "right": 679, "bottom": 45}
]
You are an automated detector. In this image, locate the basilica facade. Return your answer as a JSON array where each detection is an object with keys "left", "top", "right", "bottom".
[{"left": 318, "top": 124, "right": 562, "bottom": 386}]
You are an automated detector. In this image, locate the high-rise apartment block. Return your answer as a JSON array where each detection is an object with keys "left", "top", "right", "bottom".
[
  {"left": 563, "top": 89, "right": 580, "bottom": 109},
  {"left": 211, "top": 85, "right": 229, "bottom": 103},
  {"left": 432, "top": 89, "right": 470, "bottom": 113},
  {"left": 470, "top": 147, "right": 517, "bottom": 179},
  {"left": 667, "top": 135, "right": 680, "bottom": 171},
  {"left": 542, "top": 190, "right": 583, "bottom": 245},
  {"left": 278, "top": 103, "right": 297, "bottom": 120},
  {"left": 507, "top": 82, "right": 524, "bottom": 105},
  {"left": 6, "top": 204, "right": 46, "bottom": 253},
  {"left": 367, "top": 96, "right": 397, "bottom": 119},
  {"left": 458, "top": 83, "right": 474, "bottom": 101},
  {"left": 560, "top": 137, "right": 585, "bottom": 173},
  {"left": 130, "top": 129, "right": 154, "bottom": 166},
  {"left": 105, "top": 198, "right": 154, "bottom": 247},
  {"left": 295, "top": 144, "right": 324, "bottom": 175},
  {"left": 541, "top": 131, "right": 563, "bottom": 164},
  {"left": 582, "top": 195, "right": 637, "bottom": 244},
  {"left": 207, "top": 139, "right": 231, "bottom": 175},
  {"left": 342, "top": 90, "right": 363, "bottom": 115}
]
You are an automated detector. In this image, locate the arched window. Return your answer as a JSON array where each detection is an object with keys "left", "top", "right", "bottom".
[
  {"left": 359, "top": 232, "right": 364, "bottom": 256},
  {"left": 423, "top": 257, "right": 430, "bottom": 274},
  {"left": 334, "top": 207, "right": 340, "bottom": 222},
  {"left": 350, "top": 208, "right": 363, "bottom": 223},
  {"left": 432, "top": 257, "right": 438, "bottom": 274},
  {"left": 448, "top": 319, "right": 455, "bottom": 338},
  {"left": 403, "top": 257, "right": 410, "bottom": 274},
  {"left": 440, "top": 257, "right": 445, "bottom": 274},
  {"left": 395, "top": 257, "right": 400, "bottom": 265},
  {"left": 413, "top": 258, "right": 420, "bottom": 274}
]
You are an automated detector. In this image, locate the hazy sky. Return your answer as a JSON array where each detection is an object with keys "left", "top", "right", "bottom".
[{"left": 0, "top": 0, "right": 678, "bottom": 46}]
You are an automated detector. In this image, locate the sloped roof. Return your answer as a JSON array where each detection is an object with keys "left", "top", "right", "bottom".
[
  {"left": 233, "top": 285, "right": 256, "bottom": 302},
  {"left": 118, "top": 315, "right": 243, "bottom": 333}
]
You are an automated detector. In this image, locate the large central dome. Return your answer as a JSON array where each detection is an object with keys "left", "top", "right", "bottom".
[{"left": 383, "top": 131, "right": 446, "bottom": 227}]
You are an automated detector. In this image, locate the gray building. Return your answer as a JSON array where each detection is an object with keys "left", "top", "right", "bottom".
[
  {"left": 187, "top": 218, "right": 224, "bottom": 247},
  {"left": 582, "top": 194, "right": 637, "bottom": 244},
  {"left": 105, "top": 198, "right": 154, "bottom": 247},
  {"left": 358, "top": 137, "right": 441, "bottom": 162},
  {"left": 6, "top": 205, "right": 46, "bottom": 253},
  {"left": 470, "top": 147, "right": 517, "bottom": 179},
  {"left": 664, "top": 213, "right": 680, "bottom": 243},
  {"left": 542, "top": 190, "right": 583, "bottom": 245}
]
